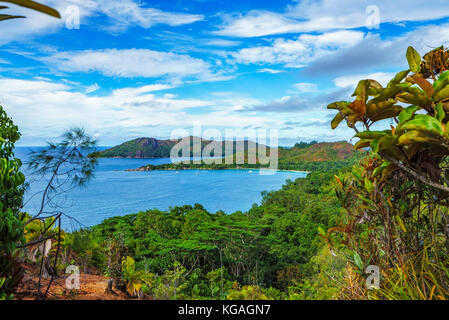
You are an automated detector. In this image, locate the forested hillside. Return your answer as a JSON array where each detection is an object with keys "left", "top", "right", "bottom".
[
  {"left": 98, "top": 136, "right": 266, "bottom": 158},
  {"left": 60, "top": 169, "right": 347, "bottom": 300},
  {"left": 127, "top": 141, "right": 364, "bottom": 172}
]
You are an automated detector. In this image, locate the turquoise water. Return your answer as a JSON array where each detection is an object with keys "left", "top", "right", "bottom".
[{"left": 15, "top": 147, "right": 307, "bottom": 230}]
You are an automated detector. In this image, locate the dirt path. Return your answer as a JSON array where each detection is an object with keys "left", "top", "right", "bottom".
[{"left": 15, "top": 267, "right": 130, "bottom": 300}]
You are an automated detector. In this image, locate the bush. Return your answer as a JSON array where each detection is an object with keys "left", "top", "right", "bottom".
[{"left": 0, "top": 106, "right": 25, "bottom": 299}]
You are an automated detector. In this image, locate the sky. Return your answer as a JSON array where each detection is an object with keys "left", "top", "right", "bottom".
[{"left": 1, "top": 0, "right": 449, "bottom": 146}]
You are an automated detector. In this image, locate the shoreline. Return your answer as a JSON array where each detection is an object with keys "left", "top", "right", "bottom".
[{"left": 125, "top": 167, "right": 310, "bottom": 174}]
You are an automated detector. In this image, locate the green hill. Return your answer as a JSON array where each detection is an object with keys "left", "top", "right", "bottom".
[
  {"left": 98, "top": 136, "right": 266, "bottom": 158},
  {"left": 125, "top": 140, "right": 364, "bottom": 172},
  {"left": 99, "top": 137, "right": 176, "bottom": 158},
  {"left": 279, "top": 141, "right": 360, "bottom": 162},
  {"left": 276, "top": 141, "right": 364, "bottom": 171}
]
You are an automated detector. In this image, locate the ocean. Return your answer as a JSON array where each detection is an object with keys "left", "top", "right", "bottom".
[{"left": 14, "top": 147, "right": 307, "bottom": 230}]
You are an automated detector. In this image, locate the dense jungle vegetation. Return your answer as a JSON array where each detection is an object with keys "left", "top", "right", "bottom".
[
  {"left": 64, "top": 169, "right": 347, "bottom": 300},
  {"left": 3, "top": 41, "right": 449, "bottom": 300}
]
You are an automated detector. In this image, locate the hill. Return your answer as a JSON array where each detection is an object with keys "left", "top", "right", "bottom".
[
  {"left": 279, "top": 141, "right": 359, "bottom": 162},
  {"left": 98, "top": 136, "right": 265, "bottom": 158},
  {"left": 98, "top": 137, "right": 177, "bottom": 158},
  {"left": 126, "top": 140, "right": 364, "bottom": 172}
]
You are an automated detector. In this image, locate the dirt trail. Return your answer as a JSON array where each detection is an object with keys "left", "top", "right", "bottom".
[{"left": 15, "top": 265, "right": 130, "bottom": 300}]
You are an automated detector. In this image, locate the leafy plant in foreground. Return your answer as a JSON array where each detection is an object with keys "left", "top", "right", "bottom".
[
  {"left": 0, "top": 106, "right": 25, "bottom": 299},
  {"left": 327, "top": 46, "right": 449, "bottom": 299}
]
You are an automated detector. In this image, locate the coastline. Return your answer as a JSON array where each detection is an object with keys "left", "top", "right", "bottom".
[{"left": 125, "top": 166, "right": 310, "bottom": 174}]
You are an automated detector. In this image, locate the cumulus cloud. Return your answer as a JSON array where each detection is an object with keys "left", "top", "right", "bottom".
[
  {"left": 93, "top": 0, "right": 204, "bottom": 33},
  {"left": 231, "top": 30, "right": 365, "bottom": 67},
  {"left": 0, "top": 77, "right": 273, "bottom": 145},
  {"left": 302, "top": 23, "right": 449, "bottom": 77},
  {"left": 216, "top": 0, "right": 449, "bottom": 38},
  {"left": 0, "top": 0, "right": 203, "bottom": 44},
  {"left": 214, "top": 10, "right": 307, "bottom": 38},
  {"left": 40, "top": 49, "right": 214, "bottom": 80}
]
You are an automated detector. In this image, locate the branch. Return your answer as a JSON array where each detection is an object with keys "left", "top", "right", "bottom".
[
  {"left": 336, "top": 105, "right": 359, "bottom": 134},
  {"left": 386, "top": 157, "right": 449, "bottom": 193}
]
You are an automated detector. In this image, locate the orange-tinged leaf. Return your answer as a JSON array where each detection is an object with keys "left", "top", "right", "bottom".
[
  {"left": 412, "top": 75, "right": 435, "bottom": 96},
  {"left": 349, "top": 100, "right": 366, "bottom": 117},
  {"left": 334, "top": 175, "right": 343, "bottom": 188}
]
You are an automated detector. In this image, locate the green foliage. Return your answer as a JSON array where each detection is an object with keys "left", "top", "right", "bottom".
[
  {"left": 328, "top": 46, "right": 449, "bottom": 300},
  {"left": 151, "top": 262, "right": 188, "bottom": 300},
  {"left": 28, "top": 127, "right": 98, "bottom": 188},
  {"left": 121, "top": 256, "right": 153, "bottom": 298},
  {"left": 226, "top": 285, "right": 269, "bottom": 300},
  {"left": 0, "top": 106, "right": 25, "bottom": 299},
  {"left": 99, "top": 136, "right": 269, "bottom": 160},
  {"left": 132, "top": 141, "right": 363, "bottom": 173},
  {"left": 69, "top": 165, "right": 347, "bottom": 299},
  {"left": 99, "top": 137, "right": 176, "bottom": 158}
]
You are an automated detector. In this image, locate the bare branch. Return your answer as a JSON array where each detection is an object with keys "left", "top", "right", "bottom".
[{"left": 386, "top": 157, "right": 449, "bottom": 193}]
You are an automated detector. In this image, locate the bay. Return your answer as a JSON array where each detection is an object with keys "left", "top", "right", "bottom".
[{"left": 15, "top": 147, "right": 307, "bottom": 230}]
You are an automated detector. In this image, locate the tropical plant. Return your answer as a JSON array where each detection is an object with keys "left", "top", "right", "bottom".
[
  {"left": 327, "top": 46, "right": 449, "bottom": 299},
  {"left": 21, "top": 127, "right": 99, "bottom": 298},
  {"left": 152, "top": 262, "right": 188, "bottom": 300},
  {"left": 226, "top": 284, "right": 269, "bottom": 300},
  {"left": 121, "top": 256, "right": 152, "bottom": 299},
  {"left": 0, "top": 106, "right": 25, "bottom": 300}
]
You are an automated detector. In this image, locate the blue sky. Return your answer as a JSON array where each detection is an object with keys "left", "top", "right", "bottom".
[{"left": 1, "top": 0, "right": 449, "bottom": 146}]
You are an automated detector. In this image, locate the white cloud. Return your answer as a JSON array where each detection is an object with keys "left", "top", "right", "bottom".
[
  {"left": 40, "top": 49, "right": 213, "bottom": 79},
  {"left": 0, "top": 77, "right": 273, "bottom": 145},
  {"left": 232, "top": 30, "right": 365, "bottom": 67},
  {"left": 214, "top": 10, "right": 305, "bottom": 38},
  {"left": 94, "top": 0, "right": 203, "bottom": 33},
  {"left": 334, "top": 72, "right": 395, "bottom": 88},
  {"left": 0, "top": 0, "right": 203, "bottom": 44},
  {"left": 216, "top": 1, "right": 449, "bottom": 38},
  {"left": 85, "top": 83, "right": 100, "bottom": 93},
  {"left": 257, "top": 68, "right": 284, "bottom": 74},
  {"left": 0, "top": 6, "right": 62, "bottom": 45},
  {"left": 288, "top": 0, "right": 449, "bottom": 28},
  {"left": 204, "top": 39, "right": 242, "bottom": 47},
  {"left": 292, "top": 83, "right": 318, "bottom": 93},
  {"left": 303, "top": 23, "right": 449, "bottom": 76}
]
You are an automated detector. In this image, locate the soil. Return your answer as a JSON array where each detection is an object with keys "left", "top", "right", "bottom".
[{"left": 14, "top": 263, "right": 135, "bottom": 300}]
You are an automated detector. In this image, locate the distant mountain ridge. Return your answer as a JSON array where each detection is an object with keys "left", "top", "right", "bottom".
[
  {"left": 98, "top": 136, "right": 266, "bottom": 158},
  {"left": 99, "top": 138, "right": 362, "bottom": 163},
  {"left": 279, "top": 141, "right": 359, "bottom": 162},
  {"left": 99, "top": 137, "right": 177, "bottom": 158}
]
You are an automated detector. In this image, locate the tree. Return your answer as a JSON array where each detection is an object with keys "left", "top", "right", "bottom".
[
  {"left": 22, "top": 127, "right": 99, "bottom": 298},
  {"left": 0, "top": 106, "right": 25, "bottom": 300}
]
